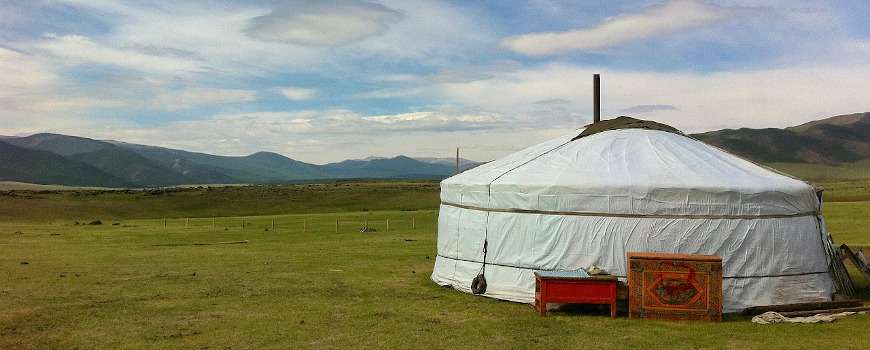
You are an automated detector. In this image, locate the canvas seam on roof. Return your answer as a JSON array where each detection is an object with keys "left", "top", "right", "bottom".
[
  {"left": 485, "top": 138, "right": 575, "bottom": 191},
  {"left": 473, "top": 136, "right": 577, "bottom": 278}
]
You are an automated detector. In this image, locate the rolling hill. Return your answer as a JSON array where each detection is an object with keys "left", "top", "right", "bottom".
[
  {"left": 108, "top": 142, "right": 323, "bottom": 183},
  {"left": 0, "top": 134, "right": 466, "bottom": 187},
  {"left": 323, "top": 156, "right": 456, "bottom": 179},
  {"left": 6, "top": 134, "right": 200, "bottom": 186},
  {"left": 414, "top": 157, "right": 480, "bottom": 171},
  {"left": 2, "top": 112, "right": 868, "bottom": 187},
  {"left": 0, "top": 140, "right": 131, "bottom": 187},
  {"left": 691, "top": 112, "right": 870, "bottom": 164}
]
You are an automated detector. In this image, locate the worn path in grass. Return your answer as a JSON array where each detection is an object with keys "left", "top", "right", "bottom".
[{"left": 1, "top": 210, "right": 869, "bottom": 349}]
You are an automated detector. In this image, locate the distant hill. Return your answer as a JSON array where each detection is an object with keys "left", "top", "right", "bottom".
[
  {"left": 8, "top": 134, "right": 198, "bottom": 186},
  {"left": 6, "top": 133, "right": 114, "bottom": 156},
  {"left": 786, "top": 112, "right": 870, "bottom": 157},
  {"left": 108, "top": 142, "right": 324, "bottom": 183},
  {"left": 0, "top": 140, "right": 131, "bottom": 187},
  {"left": 692, "top": 112, "right": 870, "bottom": 164},
  {"left": 415, "top": 157, "right": 481, "bottom": 171},
  {"left": 323, "top": 156, "right": 456, "bottom": 178},
  {"left": 0, "top": 134, "right": 472, "bottom": 187},
  {"left": 3, "top": 112, "right": 868, "bottom": 187}
]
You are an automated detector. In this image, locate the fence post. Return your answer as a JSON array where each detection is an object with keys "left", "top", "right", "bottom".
[
  {"left": 386, "top": 218, "right": 390, "bottom": 232},
  {"left": 335, "top": 218, "right": 339, "bottom": 233},
  {"left": 271, "top": 217, "right": 275, "bottom": 231},
  {"left": 412, "top": 217, "right": 415, "bottom": 230},
  {"left": 186, "top": 217, "right": 189, "bottom": 228},
  {"left": 242, "top": 218, "right": 245, "bottom": 232}
]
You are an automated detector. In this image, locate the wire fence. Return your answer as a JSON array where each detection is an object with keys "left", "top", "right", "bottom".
[{"left": 139, "top": 212, "right": 437, "bottom": 234}]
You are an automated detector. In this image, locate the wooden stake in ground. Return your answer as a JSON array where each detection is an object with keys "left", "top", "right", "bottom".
[
  {"left": 271, "top": 217, "right": 275, "bottom": 231},
  {"left": 386, "top": 218, "right": 390, "bottom": 232},
  {"left": 335, "top": 218, "right": 339, "bottom": 233},
  {"left": 242, "top": 218, "right": 245, "bottom": 232},
  {"left": 412, "top": 217, "right": 415, "bottom": 230},
  {"left": 186, "top": 217, "right": 189, "bottom": 228}
]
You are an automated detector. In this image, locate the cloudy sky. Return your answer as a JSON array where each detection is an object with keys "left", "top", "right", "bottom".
[{"left": 2, "top": 0, "right": 870, "bottom": 163}]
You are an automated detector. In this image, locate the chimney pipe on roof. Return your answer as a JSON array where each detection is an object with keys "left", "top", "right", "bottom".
[{"left": 593, "top": 74, "right": 601, "bottom": 124}]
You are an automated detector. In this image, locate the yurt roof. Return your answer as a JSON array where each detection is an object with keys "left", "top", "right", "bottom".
[{"left": 441, "top": 117, "right": 818, "bottom": 217}]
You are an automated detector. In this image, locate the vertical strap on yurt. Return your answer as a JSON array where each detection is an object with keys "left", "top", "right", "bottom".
[{"left": 471, "top": 189, "right": 491, "bottom": 295}]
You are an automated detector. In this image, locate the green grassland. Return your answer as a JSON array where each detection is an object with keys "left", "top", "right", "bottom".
[
  {"left": 769, "top": 160, "right": 870, "bottom": 181},
  {"left": 816, "top": 179, "right": 870, "bottom": 245},
  {"left": 0, "top": 181, "right": 441, "bottom": 222},
  {"left": 1, "top": 181, "right": 869, "bottom": 349}
]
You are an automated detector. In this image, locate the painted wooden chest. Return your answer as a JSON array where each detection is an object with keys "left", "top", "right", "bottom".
[{"left": 627, "top": 252, "right": 723, "bottom": 321}]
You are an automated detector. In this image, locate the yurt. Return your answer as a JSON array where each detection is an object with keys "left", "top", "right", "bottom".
[{"left": 431, "top": 116, "right": 842, "bottom": 312}]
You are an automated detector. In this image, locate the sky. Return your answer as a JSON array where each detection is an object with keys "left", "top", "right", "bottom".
[{"left": 2, "top": 0, "right": 870, "bottom": 163}]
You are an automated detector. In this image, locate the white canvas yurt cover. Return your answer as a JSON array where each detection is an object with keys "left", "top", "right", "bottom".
[{"left": 431, "top": 117, "right": 838, "bottom": 312}]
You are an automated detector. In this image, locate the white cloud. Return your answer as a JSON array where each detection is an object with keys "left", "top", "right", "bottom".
[
  {"left": 533, "top": 98, "right": 571, "bottom": 105},
  {"left": 279, "top": 87, "right": 317, "bottom": 101},
  {"left": 52, "top": 1, "right": 322, "bottom": 76},
  {"left": 620, "top": 104, "right": 678, "bottom": 114},
  {"left": 0, "top": 48, "right": 56, "bottom": 98},
  {"left": 152, "top": 88, "right": 257, "bottom": 111},
  {"left": 349, "top": 0, "right": 494, "bottom": 62},
  {"left": 352, "top": 87, "right": 427, "bottom": 99},
  {"left": 0, "top": 47, "right": 130, "bottom": 131},
  {"left": 203, "top": 109, "right": 506, "bottom": 134},
  {"left": 502, "top": 0, "right": 733, "bottom": 55},
  {"left": 37, "top": 35, "right": 208, "bottom": 74},
  {"left": 362, "top": 111, "right": 501, "bottom": 128},
  {"left": 24, "top": 108, "right": 523, "bottom": 162},
  {"left": 375, "top": 74, "right": 419, "bottom": 82},
  {"left": 245, "top": 0, "right": 402, "bottom": 46},
  {"left": 436, "top": 62, "right": 870, "bottom": 131},
  {"left": 47, "top": 0, "right": 490, "bottom": 77}
]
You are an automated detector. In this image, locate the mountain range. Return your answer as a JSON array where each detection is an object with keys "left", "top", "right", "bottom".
[
  {"left": 0, "top": 133, "right": 480, "bottom": 187},
  {"left": 692, "top": 112, "right": 870, "bottom": 164},
  {"left": 1, "top": 112, "right": 868, "bottom": 187}
]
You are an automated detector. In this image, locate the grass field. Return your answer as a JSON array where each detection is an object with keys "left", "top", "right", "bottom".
[
  {"left": 0, "top": 181, "right": 440, "bottom": 221},
  {"left": 1, "top": 182, "right": 868, "bottom": 349},
  {"left": 768, "top": 160, "right": 870, "bottom": 181}
]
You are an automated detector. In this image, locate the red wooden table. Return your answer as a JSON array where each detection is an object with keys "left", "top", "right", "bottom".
[{"left": 534, "top": 271, "right": 618, "bottom": 318}]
